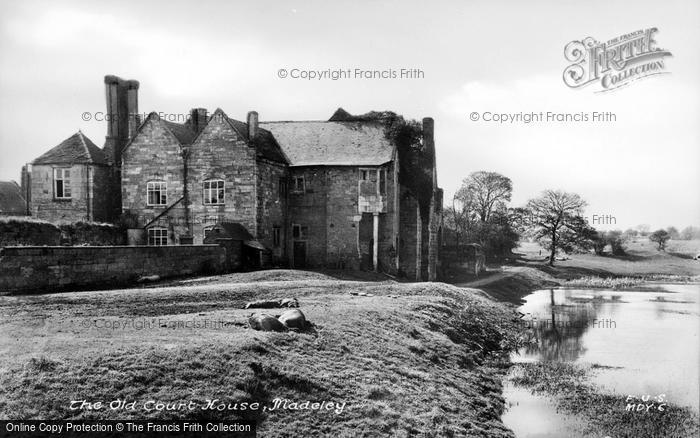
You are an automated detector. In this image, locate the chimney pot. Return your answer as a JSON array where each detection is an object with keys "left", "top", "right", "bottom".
[{"left": 247, "top": 111, "right": 259, "bottom": 138}]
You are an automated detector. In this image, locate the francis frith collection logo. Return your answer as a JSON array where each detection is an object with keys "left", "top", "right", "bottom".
[{"left": 563, "top": 28, "right": 672, "bottom": 92}]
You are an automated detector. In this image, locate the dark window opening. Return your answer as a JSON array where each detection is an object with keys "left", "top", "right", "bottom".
[
  {"left": 273, "top": 226, "right": 281, "bottom": 247},
  {"left": 292, "top": 176, "right": 305, "bottom": 193},
  {"left": 54, "top": 168, "right": 71, "bottom": 199},
  {"left": 278, "top": 178, "right": 287, "bottom": 198}
]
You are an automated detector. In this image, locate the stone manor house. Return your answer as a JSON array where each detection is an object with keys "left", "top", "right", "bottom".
[{"left": 21, "top": 75, "right": 442, "bottom": 280}]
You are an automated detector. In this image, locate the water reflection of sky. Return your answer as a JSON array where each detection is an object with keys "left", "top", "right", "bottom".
[{"left": 514, "top": 284, "right": 700, "bottom": 410}]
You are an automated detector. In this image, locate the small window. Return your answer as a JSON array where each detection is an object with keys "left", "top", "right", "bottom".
[
  {"left": 148, "top": 227, "right": 168, "bottom": 246},
  {"left": 379, "top": 169, "right": 386, "bottom": 194},
  {"left": 147, "top": 181, "right": 167, "bottom": 206},
  {"left": 360, "top": 170, "right": 369, "bottom": 181},
  {"left": 273, "top": 226, "right": 281, "bottom": 247},
  {"left": 203, "top": 226, "right": 214, "bottom": 239},
  {"left": 278, "top": 178, "right": 287, "bottom": 198},
  {"left": 54, "top": 168, "right": 71, "bottom": 199},
  {"left": 292, "top": 224, "right": 308, "bottom": 240},
  {"left": 292, "top": 176, "right": 305, "bottom": 193},
  {"left": 203, "top": 180, "right": 225, "bottom": 205}
]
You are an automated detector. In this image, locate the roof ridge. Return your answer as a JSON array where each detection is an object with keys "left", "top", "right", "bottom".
[{"left": 76, "top": 130, "right": 93, "bottom": 164}]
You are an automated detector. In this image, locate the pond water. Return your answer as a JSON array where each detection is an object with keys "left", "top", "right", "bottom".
[{"left": 502, "top": 283, "right": 700, "bottom": 437}]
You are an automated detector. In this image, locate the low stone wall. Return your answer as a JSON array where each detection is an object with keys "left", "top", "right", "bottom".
[{"left": 0, "top": 245, "right": 226, "bottom": 294}]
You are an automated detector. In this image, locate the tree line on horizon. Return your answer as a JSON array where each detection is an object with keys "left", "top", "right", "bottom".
[{"left": 442, "top": 171, "right": 699, "bottom": 267}]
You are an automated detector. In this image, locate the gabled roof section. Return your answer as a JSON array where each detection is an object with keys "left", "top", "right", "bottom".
[
  {"left": 208, "top": 108, "right": 288, "bottom": 164},
  {"left": 121, "top": 112, "right": 197, "bottom": 155},
  {"left": 259, "top": 120, "right": 394, "bottom": 167},
  {"left": 0, "top": 181, "right": 26, "bottom": 215},
  {"left": 33, "top": 131, "right": 107, "bottom": 165}
]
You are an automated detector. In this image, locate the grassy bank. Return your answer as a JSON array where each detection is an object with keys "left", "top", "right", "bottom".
[
  {"left": 510, "top": 362, "right": 700, "bottom": 438},
  {"left": 0, "top": 271, "right": 521, "bottom": 437}
]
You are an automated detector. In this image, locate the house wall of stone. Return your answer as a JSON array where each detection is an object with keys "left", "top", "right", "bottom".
[
  {"left": 121, "top": 118, "right": 188, "bottom": 243},
  {"left": 187, "top": 114, "right": 258, "bottom": 244},
  {"left": 91, "top": 165, "right": 115, "bottom": 222},
  {"left": 286, "top": 164, "right": 397, "bottom": 271},
  {"left": 379, "top": 160, "right": 399, "bottom": 274},
  {"left": 287, "top": 167, "right": 328, "bottom": 268},
  {"left": 399, "top": 187, "right": 419, "bottom": 279},
  {"left": 256, "top": 160, "right": 288, "bottom": 263},
  {"left": 30, "top": 164, "right": 90, "bottom": 223}
]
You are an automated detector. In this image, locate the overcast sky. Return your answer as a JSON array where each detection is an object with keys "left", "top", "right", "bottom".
[{"left": 1, "top": 0, "right": 698, "bottom": 230}]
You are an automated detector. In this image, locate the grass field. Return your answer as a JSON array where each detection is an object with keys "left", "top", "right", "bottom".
[
  {"left": 515, "top": 239, "right": 700, "bottom": 279},
  {"left": 0, "top": 271, "right": 521, "bottom": 437}
]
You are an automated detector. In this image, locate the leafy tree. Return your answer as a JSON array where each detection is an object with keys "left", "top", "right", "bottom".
[
  {"left": 591, "top": 231, "right": 608, "bottom": 255},
  {"left": 476, "top": 210, "right": 520, "bottom": 258},
  {"left": 526, "top": 190, "right": 587, "bottom": 266},
  {"left": 556, "top": 215, "right": 597, "bottom": 254},
  {"left": 649, "top": 229, "right": 671, "bottom": 251},
  {"left": 606, "top": 230, "right": 627, "bottom": 255}
]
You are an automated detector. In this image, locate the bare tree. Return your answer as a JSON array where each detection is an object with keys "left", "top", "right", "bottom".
[
  {"left": 526, "top": 190, "right": 587, "bottom": 266},
  {"left": 460, "top": 171, "right": 512, "bottom": 222}
]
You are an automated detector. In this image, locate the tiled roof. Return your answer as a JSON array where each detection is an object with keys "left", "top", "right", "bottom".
[
  {"left": 33, "top": 131, "right": 107, "bottom": 165},
  {"left": 204, "top": 222, "right": 255, "bottom": 241},
  {"left": 0, "top": 181, "right": 26, "bottom": 215},
  {"left": 162, "top": 120, "right": 197, "bottom": 145},
  {"left": 259, "top": 120, "right": 394, "bottom": 167}
]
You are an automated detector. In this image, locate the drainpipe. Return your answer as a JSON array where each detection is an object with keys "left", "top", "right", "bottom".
[
  {"left": 373, "top": 213, "right": 379, "bottom": 272},
  {"left": 416, "top": 204, "right": 422, "bottom": 281},
  {"left": 182, "top": 147, "right": 192, "bottom": 238},
  {"left": 85, "top": 164, "right": 92, "bottom": 221}
]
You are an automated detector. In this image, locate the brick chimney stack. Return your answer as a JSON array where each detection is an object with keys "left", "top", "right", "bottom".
[
  {"left": 104, "top": 75, "right": 139, "bottom": 166},
  {"left": 247, "top": 111, "right": 259, "bottom": 138}
]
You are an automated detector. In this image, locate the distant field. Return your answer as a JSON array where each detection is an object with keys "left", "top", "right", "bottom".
[{"left": 514, "top": 239, "right": 700, "bottom": 278}]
